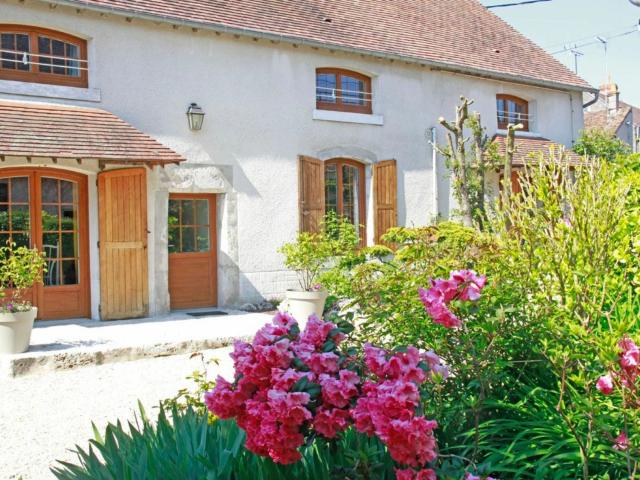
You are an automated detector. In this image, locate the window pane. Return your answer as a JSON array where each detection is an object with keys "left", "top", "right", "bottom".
[
  {"left": 316, "top": 73, "right": 337, "bottom": 103},
  {"left": 181, "top": 200, "right": 194, "bottom": 225},
  {"left": 44, "top": 260, "right": 61, "bottom": 286},
  {"left": 51, "top": 38, "right": 66, "bottom": 75},
  {"left": 42, "top": 205, "right": 59, "bottom": 231},
  {"left": 60, "top": 204, "right": 77, "bottom": 231},
  {"left": 12, "top": 232, "right": 30, "bottom": 249},
  {"left": 38, "top": 36, "right": 52, "bottom": 73},
  {"left": 61, "top": 260, "right": 78, "bottom": 285},
  {"left": 341, "top": 75, "right": 366, "bottom": 106},
  {"left": 11, "top": 177, "right": 29, "bottom": 203},
  {"left": 11, "top": 204, "right": 30, "bottom": 231},
  {"left": 168, "top": 226, "right": 180, "bottom": 253},
  {"left": 60, "top": 180, "right": 76, "bottom": 203},
  {"left": 41, "top": 178, "right": 58, "bottom": 203},
  {"left": 195, "top": 199, "right": 209, "bottom": 225},
  {"left": 325, "top": 164, "right": 338, "bottom": 215},
  {"left": 61, "top": 232, "right": 77, "bottom": 258},
  {"left": 43, "top": 233, "right": 59, "bottom": 256},
  {"left": 0, "top": 205, "right": 8, "bottom": 231},
  {"left": 0, "top": 179, "right": 8, "bottom": 203},
  {"left": 196, "top": 226, "right": 210, "bottom": 252},
  {"left": 181, "top": 226, "right": 196, "bottom": 252}
]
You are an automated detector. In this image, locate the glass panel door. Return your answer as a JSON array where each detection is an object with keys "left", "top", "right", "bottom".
[{"left": 40, "top": 177, "right": 79, "bottom": 286}]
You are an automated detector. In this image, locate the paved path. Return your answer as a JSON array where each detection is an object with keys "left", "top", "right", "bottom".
[{"left": 0, "top": 347, "right": 236, "bottom": 480}]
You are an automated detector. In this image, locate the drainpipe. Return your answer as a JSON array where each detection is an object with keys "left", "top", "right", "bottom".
[
  {"left": 569, "top": 93, "right": 576, "bottom": 144},
  {"left": 429, "top": 127, "right": 438, "bottom": 221},
  {"left": 583, "top": 90, "right": 600, "bottom": 109}
]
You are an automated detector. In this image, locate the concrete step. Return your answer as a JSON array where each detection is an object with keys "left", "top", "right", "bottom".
[{"left": 0, "top": 309, "right": 271, "bottom": 378}]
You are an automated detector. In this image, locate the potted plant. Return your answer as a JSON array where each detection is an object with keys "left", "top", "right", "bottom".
[
  {"left": 278, "top": 231, "right": 332, "bottom": 326},
  {"left": 0, "top": 242, "right": 47, "bottom": 354}
]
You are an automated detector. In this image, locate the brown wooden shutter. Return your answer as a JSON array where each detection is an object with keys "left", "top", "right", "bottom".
[
  {"left": 298, "top": 155, "right": 325, "bottom": 233},
  {"left": 373, "top": 159, "right": 398, "bottom": 243},
  {"left": 98, "top": 167, "right": 149, "bottom": 320}
]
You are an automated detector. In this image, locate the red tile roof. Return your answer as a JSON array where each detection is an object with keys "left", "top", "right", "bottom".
[
  {"left": 492, "top": 134, "right": 583, "bottom": 166},
  {"left": 44, "top": 0, "right": 593, "bottom": 92},
  {"left": 0, "top": 100, "right": 184, "bottom": 164},
  {"left": 584, "top": 105, "right": 632, "bottom": 132}
]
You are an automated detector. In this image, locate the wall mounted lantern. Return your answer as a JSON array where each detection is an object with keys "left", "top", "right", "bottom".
[
  {"left": 186, "top": 102, "right": 205, "bottom": 131},
  {"left": 630, "top": 0, "right": 640, "bottom": 6}
]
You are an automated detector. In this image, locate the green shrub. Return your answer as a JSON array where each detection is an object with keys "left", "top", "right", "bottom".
[{"left": 52, "top": 405, "right": 396, "bottom": 480}]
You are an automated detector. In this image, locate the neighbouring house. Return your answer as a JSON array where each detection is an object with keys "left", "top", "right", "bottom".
[
  {"left": 584, "top": 82, "right": 640, "bottom": 153},
  {"left": 0, "top": 0, "right": 594, "bottom": 321}
]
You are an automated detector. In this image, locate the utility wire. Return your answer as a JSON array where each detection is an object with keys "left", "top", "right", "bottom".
[
  {"left": 544, "top": 23, "right": 638, "bottom": 49},
  {"left": 551, "top": 26, "right": 639, "bottom": 55},
  {"left": 486, "top": 0, "right": 552, "bottom": 8}
]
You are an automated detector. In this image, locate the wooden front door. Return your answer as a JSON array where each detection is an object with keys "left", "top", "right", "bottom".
[
  {"left": 168, "top": 194, "right": 217, "bottom": 309},
  {"left": 0, "top": 168, "right": 90, "bottom": 319},
  {"left": 98, "top": 168, "right": 149, "bottom": 320}
]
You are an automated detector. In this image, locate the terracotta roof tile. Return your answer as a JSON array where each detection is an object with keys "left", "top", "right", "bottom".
[
  {"left": 492, "top": 134, "right": 582, "bottom": 166},
  {"left": 45, "top": 0, "right": 593, "bottom": 92},
  {"left": 584, "top": 105, "right": 631, "bottom": 132},
  {"left": 0, "top": 100, "right": 184, "bottom": 164}
]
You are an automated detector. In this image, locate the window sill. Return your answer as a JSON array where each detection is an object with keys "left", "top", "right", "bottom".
[
  {"left": 496, "top": 129, "right": 543, "bottom": 138},
  {"left": 313, "top": 109, "right": 383, "bottom": 126},
  {"left": 0, "top": 79, "right": 101, "bottom": 102}
]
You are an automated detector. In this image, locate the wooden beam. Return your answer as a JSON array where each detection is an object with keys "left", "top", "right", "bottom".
[
  {"left": 26, "top": 156, "right": 32, "bottom": 163},
  {"left": 52, "top": 157, "right": 58, "bottom": 164},
  {"left": 76, "top": 158, "right": 82, "bottom": 164}
]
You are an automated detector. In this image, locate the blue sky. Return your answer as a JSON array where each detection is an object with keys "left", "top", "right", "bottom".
[{"left": 478, "top": 0, "right": 640, "bottom": 106}]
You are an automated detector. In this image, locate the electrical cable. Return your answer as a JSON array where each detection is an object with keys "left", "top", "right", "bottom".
[{"left": 486, "top": 0, "right": 552, "bottom": 8}]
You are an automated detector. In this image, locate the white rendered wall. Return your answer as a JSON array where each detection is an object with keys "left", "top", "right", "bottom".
[{"left": 0, "top": 1, "right": 585, "bottom": 309}]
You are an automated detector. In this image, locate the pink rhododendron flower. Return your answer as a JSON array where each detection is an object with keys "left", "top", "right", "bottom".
[
  {"left": 613, "top": 432, "right": 629, "bottom": 451},
  {"left": 206, "top": 307, "right": 448, "bottom": 470},
  {"left": 465, "top": 474, "right": 497, "bottom": 480},
  {"left": 313, "top": 406, "right": 351, "bottom": 438},
  {"left": 596, "top": 374, "right": 614, "bottom": 395},
  {"left": 419, "top": 269, "right": 486, "bottom": 329},
  {"left": 619, "top": 337, "right": 639, "bottom": 371}
]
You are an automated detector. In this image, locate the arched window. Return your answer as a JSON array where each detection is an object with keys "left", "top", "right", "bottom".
[
  {"left": 316, "top": 68, "right": 372, "bottom": 114},
  {"left": 0, "top": 25, "right": 88, "bottom": 87},
  {"left": 324, "top": 159, "right": 366, "bottom": 240},
  {"left": 496, "top": 94, "right": 529, "bottom": 131}
]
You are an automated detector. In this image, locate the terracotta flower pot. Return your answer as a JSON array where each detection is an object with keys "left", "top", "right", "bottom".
[
  {"left": 0, "top": 307, "right": 37, "bottom": 354},
  {"left": 282, "top": 290, "right": 328, "bottom": 328}
]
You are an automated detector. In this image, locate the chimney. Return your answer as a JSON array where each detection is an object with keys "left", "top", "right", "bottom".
[{"left": 599, "top": 81, "right": 620, "bottom": 115}]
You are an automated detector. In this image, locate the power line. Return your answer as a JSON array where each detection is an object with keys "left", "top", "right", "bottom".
[
  {"left": 486, "top": 0, "right": 552, "bottom": 8},
  {"left": 551, "top": 25, "right": 640, "bottom": 55}
]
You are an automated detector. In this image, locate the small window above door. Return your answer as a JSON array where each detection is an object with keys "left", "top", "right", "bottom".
[
  {"left": 316, "top": 68, "right": 372, "bottom": 114},
  {"left": 0, "top": 25, "right": 88, "bottom": 88}
]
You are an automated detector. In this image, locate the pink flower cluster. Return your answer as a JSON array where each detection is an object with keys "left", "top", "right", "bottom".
[
  {"left": 465, "top": 474, "right": 497, "bottom": 480},
  {"left": 419, "top": 270, "right": 487, "bottom": 328},
  {"left": 596, "top": 337, "right": 639, "bottom": 396},
  {"left": 595, "top": 336, "right": 639, "bottom": 452},
  {"left": 204, "top": 312, "right": 445, "bottom": 478}
]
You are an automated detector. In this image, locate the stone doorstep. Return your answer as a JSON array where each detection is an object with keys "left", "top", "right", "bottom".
[{"left": 0, "top": 334, "right": 253, "bottom": 378}]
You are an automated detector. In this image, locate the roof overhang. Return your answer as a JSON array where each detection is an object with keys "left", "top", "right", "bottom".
[
  {"left": 0, "top": 99, "right": 185, "bottom": 166},
  {"left": 35, "top": 0, "right": 598, "bottom": 95},
  {"left": 491, "top": 134, "right": 584, "bottom": 166}
]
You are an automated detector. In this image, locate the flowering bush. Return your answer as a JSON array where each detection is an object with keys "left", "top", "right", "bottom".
[
  {"left": 204, "top": 269, "right": 495, "bottom": 479},
  {"left": 205, "top": 310, "right": 447, "bottom": 477}
]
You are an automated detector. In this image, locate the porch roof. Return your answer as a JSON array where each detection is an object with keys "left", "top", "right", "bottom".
[
  {"left": 0, "top": 100, "right": 185, "bottom": 165},
  {"left": 492, "top": 134, "right": 583, "bottom": 167}
]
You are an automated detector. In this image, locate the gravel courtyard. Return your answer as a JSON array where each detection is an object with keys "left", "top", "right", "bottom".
[{"left": 0, "top": 348, "right": 234, "bottom": 480}]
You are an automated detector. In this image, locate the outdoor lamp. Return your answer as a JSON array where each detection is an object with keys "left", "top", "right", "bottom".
[
  {"left": 630, "top": 0, "right": 640, "bottom": 6},
  {"left": 186, "top": 103, "right": 205, "bottom": 131}
]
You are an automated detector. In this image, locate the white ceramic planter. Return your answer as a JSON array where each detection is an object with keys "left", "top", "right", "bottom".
[
  {"left": 0, "top": 307, "right": 37, "bottom": 354},
  {"left": 282, "top": 290, "right": 328, "bottom": 328}
]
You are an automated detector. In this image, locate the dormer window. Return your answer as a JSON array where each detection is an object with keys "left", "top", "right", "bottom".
[
  {"left": 0, "top": 25, "right": 87, "bottom": 88},
  {"left": 316, "top": 68, "right": 372, "bottom": 114},
  {"left": 496, "top": 94, "right": 529, "bottom": 131}
]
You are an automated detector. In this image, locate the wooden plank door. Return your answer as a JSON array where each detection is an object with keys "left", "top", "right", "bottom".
[
  {"left": 98, "top": 168, "right": 148, "bottom": 320},
  {"left": 298, "top": 155, "right": 325, "bottom": 233},
  {"left": 168, "top": 194, "right": 217, "bottom": 309},
  {"left": 373, "top": 159, "right": 398, "bottom": 244}
]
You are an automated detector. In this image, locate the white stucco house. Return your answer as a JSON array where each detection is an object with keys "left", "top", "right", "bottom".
[{"left": 0, "top": 0, "right": 595, "bottom": 321}]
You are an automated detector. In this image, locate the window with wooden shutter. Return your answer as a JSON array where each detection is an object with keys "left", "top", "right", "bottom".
[
  {"left": 373, "top": 160, "right": 397, "bottom": 244},
  {"left": 298, "top": 155, "right": 325, "bottom": 233}
]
